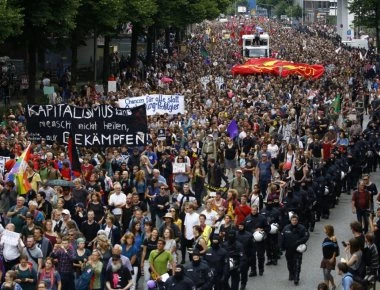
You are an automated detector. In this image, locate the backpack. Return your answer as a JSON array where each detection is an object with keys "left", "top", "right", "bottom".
[{"left": 75, "top": 265, "right": 95, "bottom": 290}]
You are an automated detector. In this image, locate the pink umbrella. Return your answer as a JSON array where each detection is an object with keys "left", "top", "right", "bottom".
[{"left": 161, "top": 77, "right": 173, "bottom": 83}]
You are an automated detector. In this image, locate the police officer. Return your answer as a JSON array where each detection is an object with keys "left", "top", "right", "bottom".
[
  {"left": 260, "top": 196, "right": 281, "bottom": 265},
  {"left": 222, "top": 231, "right": 244, "bottom": 290},
  {"left": 204, "top": 235, "right": 229, "bottom": 290},
  {"left": 244, "top": 205, "right": 270, "bottom": 277},
  {"left": 313, "top": 167, "right": 329, "bottom": 220},
  {"left": 236, "top": 223, "right": 253, "bottom": 290},
  {"left": 301, "top": 179, "right": 317, "bottom": 232},
  {"left": 282, "top": 187, "right": 302, "bottom": 225},
  {"left": 281, "top": 214, "right": 309, "bottom": 286},
  {"left": 164, "top": 265, "right": 196, "bottom": 290},
  {"left": 184, "top": 250, "right": 214, "bottom": 290}
]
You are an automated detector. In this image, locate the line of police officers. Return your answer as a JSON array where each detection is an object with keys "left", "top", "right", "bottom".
[
  {"left": 162, "top": 206, "right": 308, "bottom": 290},
  {"left": 161, "top": 121, "right": 380, "bottom": 290}
]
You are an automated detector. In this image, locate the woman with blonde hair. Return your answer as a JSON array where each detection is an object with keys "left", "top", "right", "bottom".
[
  {"left": 133, "top": 170, "right": 148, "bottom": 202},
  {"left": 191, "top": 160, "right": 206, "bottom": 206},
  {"left": 139, "top": 155, "right": 152, "bottom": 180},
  {"left": 320, "top": 225, "right": 339, "bottom": 290},
  {"left": 86, "top": 249, "right": 103, "bottom": 290}
]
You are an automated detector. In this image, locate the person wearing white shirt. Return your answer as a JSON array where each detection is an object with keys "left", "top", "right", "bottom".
[
  {"left": 1, "top": 223, "right": 24, "bottom": 271},
  {"left": 182, "top": 204, "right": 199, "bottom": 264},
  {"left": 201, "top": 200, "right": 218, "bottom": 226},
  {"left": 108, "top": 182, "right": 127, "bottom": 223},
  {"left": 267, "top": 138, "right": 279, "bottom": 169}
]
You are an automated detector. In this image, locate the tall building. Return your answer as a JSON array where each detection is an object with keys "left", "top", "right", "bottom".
[{"left": 294, "top": 0, "right": 355, "bottom": 41}]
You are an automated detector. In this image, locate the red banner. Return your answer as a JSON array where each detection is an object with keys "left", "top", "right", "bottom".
[{"left": 232, "top": 58, "right": 325, "bottom": 79}]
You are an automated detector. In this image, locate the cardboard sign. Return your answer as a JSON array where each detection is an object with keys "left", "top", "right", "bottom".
[
  {"left": 43, "top": 86, "right": 54, "bottom": 95},
  {"left": 1, "top": 230, "right": 20, "bottom": 245},
  {"left": 108, "top": 81, "right": 117, "bottom": 93},
  {"left": 0, "top": 156, "right": 10, "bottom": 175},
  {"left": 173, "top": 163, "right": 186, "bottom": 174}
]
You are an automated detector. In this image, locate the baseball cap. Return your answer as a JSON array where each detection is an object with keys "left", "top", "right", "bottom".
[
  {"left": 62, "top": 209, "right": 71, "bottom": 215},
  {"left": 75, "top": 203, "right": 84, "bottom": 209}
]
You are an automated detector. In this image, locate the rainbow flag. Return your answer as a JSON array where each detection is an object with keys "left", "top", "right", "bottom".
[{"left": 7, "top": 144, "right": 32, "bottom": 194}]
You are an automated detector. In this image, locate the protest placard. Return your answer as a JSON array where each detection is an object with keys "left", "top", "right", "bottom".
[
  {"left": 118, "top": 95, "right": 185, "bottom": 116},
  {"left": 0, "top": 156, "right": 10, "bottom": 174},
  {"left": 1, "top": 230, "right": 20, "bottom": 245},
  {"left": 108, "top": 81, "right": 117, "bottom": 93},
  {"left": 43, "top": 86, "right": 54, "bottom": 95},
  {"left": 173, "top": 163, "right": 186, "bottom": 174}
]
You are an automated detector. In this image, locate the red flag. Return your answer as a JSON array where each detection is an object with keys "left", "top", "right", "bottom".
[
  {"left": 68, "top": 136, "right": 81, "bottom": 177},
  {"left": 231, "top": 58, "right": 325, "bottom": 79}
]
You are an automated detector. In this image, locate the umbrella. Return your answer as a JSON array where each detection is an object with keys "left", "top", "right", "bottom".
[
  {"left": 161, "top": 77, "right": 173, "bottom": 83},
  {"left": 45, "top": 179, "right": 75, "bottom": 187}
]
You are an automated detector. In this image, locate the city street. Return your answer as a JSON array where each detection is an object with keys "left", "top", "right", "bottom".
[{"left": 245, "top": 116, "right": 378, "bottom": 289}]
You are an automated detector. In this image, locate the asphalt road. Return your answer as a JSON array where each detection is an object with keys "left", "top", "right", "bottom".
[{"left": 243, "top": 184, "right": 373, "bottom": 290}]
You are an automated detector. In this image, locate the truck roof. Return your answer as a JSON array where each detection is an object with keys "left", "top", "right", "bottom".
[{"left": 242, "top": 33, "right": 269, "bottom": 40}]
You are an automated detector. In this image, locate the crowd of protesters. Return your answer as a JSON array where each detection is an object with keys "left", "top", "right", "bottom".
[{"left": 0, "top": 15, "right": 379, "bottom": 290}]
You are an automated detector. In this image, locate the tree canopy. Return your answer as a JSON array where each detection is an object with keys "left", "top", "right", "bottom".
[
  {"left": 0, "top": 0, "right": 23, "bottom": 43},
  {"left": 348, "top": 0, "right": 380, "bottom": 50},
  {"left": 0, "top": 0, "right": 233, "bottom": 102}
]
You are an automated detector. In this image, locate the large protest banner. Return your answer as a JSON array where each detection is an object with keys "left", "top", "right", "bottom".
[
  {"left": 71, "top": 105, "right": 148, "bottom": 147},
  {"left": 25, "top": 104, "right": 148, "bottom": 146},
  {"left": 118, "top": 94, "right": 185, "bottom": 115},
  {"left": 25, "top": 104, "right": 72, "bottom": 143}
]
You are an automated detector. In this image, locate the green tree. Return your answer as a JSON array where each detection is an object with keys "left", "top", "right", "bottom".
[
  {"left": 13, "top": 0, "right": 81, "bottom": 103},
  {"left": 349, "top": 0, "right": 380, "bottom": 51},
  {"left": 124, "top": 0, "right": 157, "bottom": 67},
  {"left": 0, "top": 0, "right": 23, "bottom": 43},
  {"left": 274, "top": 1, "right": 287, "bottom": 18},
  {"left": 285, "top": 4, "right": 302, "bottom": 19}
]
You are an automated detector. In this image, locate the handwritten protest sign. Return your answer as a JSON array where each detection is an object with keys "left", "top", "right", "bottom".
[
  {"left": 2, "top": 230, "right": 20, "bottom": 245},
  {"left": 173, "top": 163, "right": 186, "bottom": 174},
  {"left": 108, "top": 81, "right": 117, "bottom": 93},
  {"left": 0, "top": 156, "right": 10, "bottom": 174},
  {"left": 118, "top": 95, "right": 184, "bottom": 116}
]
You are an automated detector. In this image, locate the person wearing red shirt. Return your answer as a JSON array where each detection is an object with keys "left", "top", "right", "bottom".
[
  {"left": 60, "top": 161, "right": 72, "bottom": 181},
  {"left": 81, "top": 157, "right": 94, "bottom": 182},
  {"left": 234, "top": 194, "right": 251, "bottom": 225},
  {"left": 352, "top": 182, "right": 371, "bottom": 233},
  {"left": 321, "top": 136, "right": 333, "bottom": 160}
]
